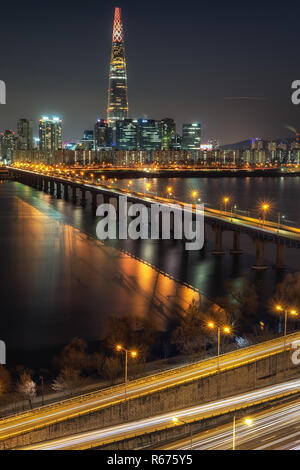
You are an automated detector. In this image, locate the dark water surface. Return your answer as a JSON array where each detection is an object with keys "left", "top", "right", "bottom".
[{"left": 1, "top": 177, "right": 300, "bottom": 366}]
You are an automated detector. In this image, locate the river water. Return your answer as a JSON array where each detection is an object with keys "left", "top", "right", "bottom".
[{"left": 1, "top": 176, "right": 300, "bottom": 366}]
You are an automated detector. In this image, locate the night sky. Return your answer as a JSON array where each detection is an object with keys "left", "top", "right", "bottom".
[{"left": 1, "top": 0, "right": 300, "bottom": 144}]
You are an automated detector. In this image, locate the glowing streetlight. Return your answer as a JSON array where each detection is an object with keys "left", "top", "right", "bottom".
[
  {"left": 275, "top": 305, "right": 298, "bottom": 349},
  {"left": 223, "top": 196, "right": 230, "bottom": 212},
  {"left": 233, "top": 416, "right": 254, "bottom": 450},
  {"left": 167, "top": 186, "right": 173, "bottom": 198},
  {"left": 116, "top": 345, "right": 138, "bottom": 400},
  {"left": 261, "top": 203, "right": 270, "bottom": 224},
  {"left": 172, "top": 417, "right": 193, "bottom": 450},
  {"left": 208, "top": 322, "right": 231, "bottom": 370}
]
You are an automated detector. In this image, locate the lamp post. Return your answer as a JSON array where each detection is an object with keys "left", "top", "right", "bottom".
[
  {"left": 261, "top": 203, "right": 270, "bottom": 225},
  {"left": 172, "top": 417, "right": 193, "bottom": 450},
  {"left": 223, "top": 196, "right": 230, "bottom": 212},
  {"left": 167, "top": 186, "right": 173, "bottom": 199},
  {"left": 232, "top": 416, "right": 253, "bottom": 450},
  {"left": 275, "top": 305, "right": 298, "bottom": 349},
  {"left": 116, "top": 345, "right": 137, "bottom": 400},
  {"left": 208, "top": 322, "right": 231, "bottom": 370}
]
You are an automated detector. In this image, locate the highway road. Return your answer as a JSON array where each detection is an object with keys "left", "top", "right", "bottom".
[
  {"left": 0, "top": 332, "right": 299, "bottom": 444},
  {"left": 158, "top": 397, "right": 300, "bottom": 450},
  {"left": 19, "top": 380, "right": 300, "bottom": 450}
]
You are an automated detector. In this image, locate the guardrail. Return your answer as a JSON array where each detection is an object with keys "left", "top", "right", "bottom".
[{"left": 1, "top": 331, "right": 299, "bottom": 429}]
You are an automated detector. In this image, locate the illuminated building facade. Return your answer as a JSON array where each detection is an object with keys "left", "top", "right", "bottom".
[
  {"left": 116, "top": 119, "right": 138, "bottom": 150},
  {"left": 80, "top": 130, "right": 94, "bottom": 151},
  {"left": 182, "top": 122, "right": 201, "bottom": 158},
  {"left": 0, "top": 130, "right": 16, "bottom": 160},
  {"left": 138, "top": 119, "right": 161, "bottom": 151},
  {"left": 160, "top": 118, "right": 176, "bottom": 150},
  {"left": 107, "top": 7, "right": 129, "bottom": 129},
  {"left": 17, "top": 119, "right": 33, "bottom": 150},
  {"left": 39, "top": 116, "right": 62, "bottom": 151},
  {"left": 94, "top": 119, "right": 113, "bottom": 150}
]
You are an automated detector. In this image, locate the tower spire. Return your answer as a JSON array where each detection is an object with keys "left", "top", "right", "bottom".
[{"left": 107, "top": 7, "right": 129, "bottom": 129}]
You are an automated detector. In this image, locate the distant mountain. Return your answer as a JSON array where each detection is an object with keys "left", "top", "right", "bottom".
[
  {"left": 221, "top": 137, "right": 295, "bottom": 150},
  {"left": 221, "top": 140, "right": 252, "bottom": 150}
]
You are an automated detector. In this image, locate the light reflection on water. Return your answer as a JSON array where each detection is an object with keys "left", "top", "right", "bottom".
[
  {"left": 2, "top": 176, "right": 300, "bottom": 363},
  {"left": 1, "top": 181, "right": 200, "bottom": 362}
]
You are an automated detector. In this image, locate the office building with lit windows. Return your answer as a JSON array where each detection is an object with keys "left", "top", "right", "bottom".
[
  {"left": 94, "top": 119, "right": 113, "bottom": 150},
  {"left": 160, "top": 118, "right": 176, "bottom": 150},
  {"left": 182, "top": 122, "right": 201, "bottom": 158},
  {"left": 116, "top": 119, "right": 138, "bottom": 150},
  {"left": 138, "top": 119, "right": 162, "bottom": 151}
]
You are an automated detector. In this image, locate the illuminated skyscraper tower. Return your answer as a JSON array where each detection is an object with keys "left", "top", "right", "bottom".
[{"left": 107, "top": 7, "right": 129, "bottom": 129}]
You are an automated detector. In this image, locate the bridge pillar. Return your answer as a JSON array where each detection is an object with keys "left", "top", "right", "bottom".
[
  {"left": 252, "top": 239, "right": 268, "bottom": 270},
  {"left": 63, "top": 183, "right": 69, "bottom": 200},
  {"left": 80, "top": 189, "right": 86, "bottom": 206},
  {"left": 230, "top": 231, "right": 243, "bottom": 254},
  {"left": 91, "top": 191, "right": 97, "bottom": 214},
  {"left": 103, "top": 194, "right": 110, "bottom": 205},
  {"left": 72, "top": 186, "right": 77, "bottom": 203},
  {"left": 212, "top": 226, "right": 225, "bottom": 255},
  {"left": 43, "top": 179, "right": 48, "bottom": 193},
  {"left": 38, "top": 178, "right": 43, "bottom": 190},
  {"left": 275, "top": 243, "right": 285, "bottom": 270},
  {"left": 56, "top": 182, "right": 62, "bottom": 199},
  {"left": 49, "top": 181, "right": 54, "bottom": 195}
]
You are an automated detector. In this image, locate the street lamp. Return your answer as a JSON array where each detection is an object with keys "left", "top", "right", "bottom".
[
  {"left": 275, "top": 305, "right": 298, "bottom": 349},
  {"left": 261, "top": 203, "right": 270, "bottom": 224},
  {"left": 223, "top": 196, "right": 230, "bottom": 212},
  {"left": 208, "top": 322, "right": 231, "bottom": 370},
  {"left": 172, "top": 417, "right": 193, "bottom": 450},
  {"left": 232, "top": 416, "right": 253, "bottom": 450},
  {"left": 167, "top": 186, "right": 173, "bottom": 198},
  {"left": 116, "top": 345, "right": 137, "bottom": 400}
]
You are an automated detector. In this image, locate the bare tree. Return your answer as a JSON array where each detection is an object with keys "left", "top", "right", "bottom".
[
  {"left": 17, "top": 372, "right": 36, "bottom": 409},
  {"left": 103, "top": 356, "right": 123, "bottom": 384},
  {"left": 52, "top": 367, "right": 85, "bottom": 397},
  {"left": 0, "top": 365, "right": 11, "bottom": 402}
]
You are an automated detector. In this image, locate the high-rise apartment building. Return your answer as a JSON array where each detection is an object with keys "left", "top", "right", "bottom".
[
  {"left": 17, "top": 119, "right": 33, "bottom": 150},
  {"left": 39, "top": 116, "right": 62, "bottom": 151},
  {"left": 0, "top": 130, "right": 16, "bottom": 160}
]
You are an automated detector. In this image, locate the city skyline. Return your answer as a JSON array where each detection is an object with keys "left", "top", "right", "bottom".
[{"left": 0, "top": 0, "right": 300, "bottom": 144}]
